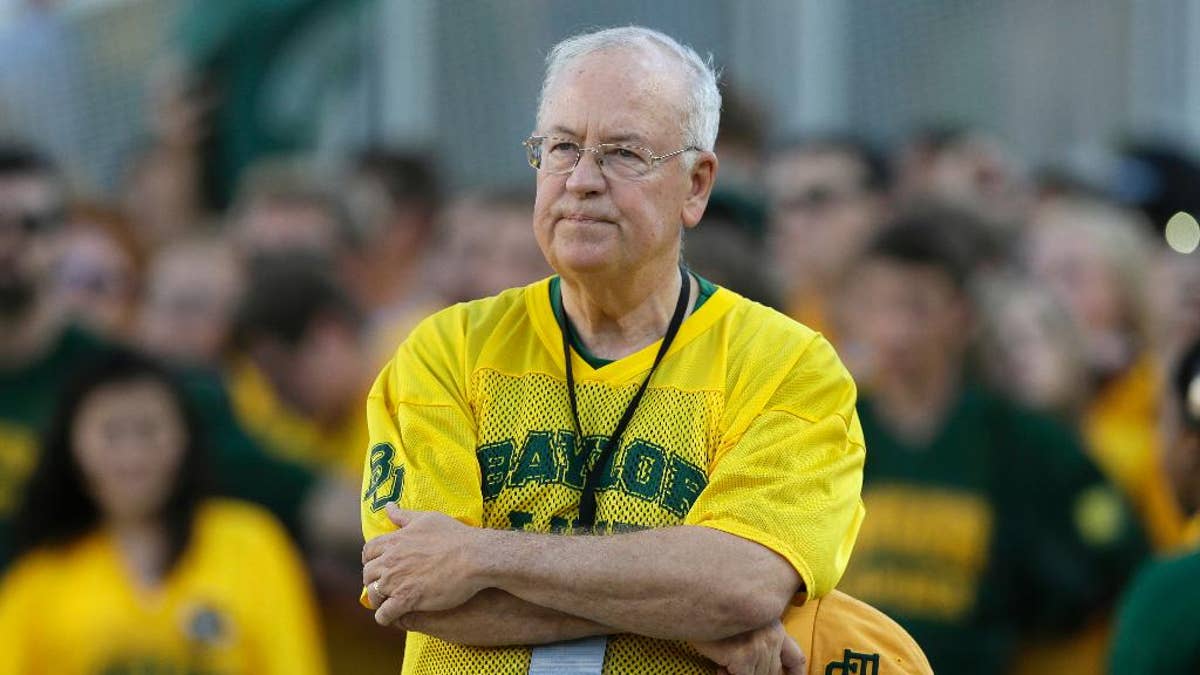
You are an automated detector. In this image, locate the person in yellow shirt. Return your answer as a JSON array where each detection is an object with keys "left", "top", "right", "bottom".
[
  {"left": 0, "top": 349, "right": 325, "bottom": 675},
  {"left": 230, "top": 258, "right": 372, "bottom": 480},
  {"left": 360, "top": 26, "right": 866, "bottom": 675}
]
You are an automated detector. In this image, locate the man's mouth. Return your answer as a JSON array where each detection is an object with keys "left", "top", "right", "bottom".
[{"left": 560, "top": 214, "right": 611, "bottom": 224}]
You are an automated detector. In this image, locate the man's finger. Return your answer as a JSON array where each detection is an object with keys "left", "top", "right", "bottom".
[
  {"left": 362, "top": 529, "right": 404, "bottom": 562},
  {"left": 375, "top": 595, "right": 412, "bottom": 626},
  {"left": 385, "top": 502, "right": 415, "bottom": 527},
  {"left": 362, "top": 557, "right": 385, "bottom": 587},
  {"left": 753, "top": 644, "right": 772, "bottom": 675},
  {"left": 364, "top": 580, "right": 385, "bottom": 610},
  {"left": 780, "top": 636, "right": 806, "bottom": 674}
]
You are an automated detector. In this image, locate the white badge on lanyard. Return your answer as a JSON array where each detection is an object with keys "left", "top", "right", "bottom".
[{"left": 528, "top": 636, "right": 608, "bottom": 675}]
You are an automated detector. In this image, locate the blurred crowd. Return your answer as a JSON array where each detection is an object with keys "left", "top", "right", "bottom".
[{"left": 2, "top": 3, "right": 1200, "bottom": 675}]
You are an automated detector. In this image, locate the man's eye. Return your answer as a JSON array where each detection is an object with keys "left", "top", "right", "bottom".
[
  {"left": 549, "top": 142, "right": 578, "bottom": 154},
  {"left": 614, "top": 148, "right": 641, "bottom": 159}
]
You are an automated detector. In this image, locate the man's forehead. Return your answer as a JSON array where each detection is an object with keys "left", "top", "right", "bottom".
[{"left": 538, "top": 49, "right": 688, "bottom": 141}]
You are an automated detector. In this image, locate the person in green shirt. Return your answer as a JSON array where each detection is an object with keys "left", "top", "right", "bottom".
[
  {"left": 1109, "top": 338, "right": 1200, "bottom": 673},
  {"left": 0, "top": 142, "right": 354, "bottom": 568},
  {"left": 836, "top": 211, "right": 1147, "bottom": 674}
]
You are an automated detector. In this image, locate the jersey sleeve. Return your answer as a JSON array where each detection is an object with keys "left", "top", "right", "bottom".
[
  {"left": 361, "top": 309, "right": 483, "bottom": 544},
  {"left": 685, "top": 334, "right": 866, "bottom": 599}
]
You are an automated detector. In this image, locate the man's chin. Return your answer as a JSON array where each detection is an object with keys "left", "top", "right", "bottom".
[{"left": 551, "top": 243, "right": 622, "bottom": 275}]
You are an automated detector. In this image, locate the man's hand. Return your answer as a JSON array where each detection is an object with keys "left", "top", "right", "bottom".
[
  {"left": 362, "top": 504, "right": 485, "bottom": 626},
  {"left": 691, "top": 620, "right": 807, "bottom": 675}
]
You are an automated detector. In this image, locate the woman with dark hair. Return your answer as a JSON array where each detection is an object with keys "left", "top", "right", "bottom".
[{"left": 0, "top": 349, "right": 326, "bottom": 674}]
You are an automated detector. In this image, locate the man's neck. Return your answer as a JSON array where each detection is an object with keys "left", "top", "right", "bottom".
[
  {"left": 870, "top": 365, "right": 961, "bottom": 446},
  {"left": 559, "top": 264, "right": 696, "bottom": 362}
]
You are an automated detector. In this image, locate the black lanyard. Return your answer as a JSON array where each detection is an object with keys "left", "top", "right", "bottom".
[{"left": 558, "top": 267, "right": 692, "bottom": 528}]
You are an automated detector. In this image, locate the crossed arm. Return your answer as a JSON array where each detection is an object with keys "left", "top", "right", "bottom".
[{"left": 362, "top": 504, "right": 802, "bottom": 646}]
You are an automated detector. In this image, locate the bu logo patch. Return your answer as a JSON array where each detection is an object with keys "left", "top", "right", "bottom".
[
  {"left": 825, "top": 649, "right": 880, "bottom": 675},
  {"left": 365, "top": 443, "right": 404, "bottom": 511}
]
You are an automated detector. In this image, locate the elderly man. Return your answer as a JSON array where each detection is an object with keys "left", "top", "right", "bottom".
[{"left": 361, "top": 27, "right": 865, "bottom": 675}]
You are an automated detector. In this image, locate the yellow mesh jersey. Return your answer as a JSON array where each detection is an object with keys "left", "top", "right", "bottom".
[
  {"left": 0, "top": 499, "right": 326, "bottom": 675},
  {"left": 361, "top": 277, "right": 866, "bottom": 675}
]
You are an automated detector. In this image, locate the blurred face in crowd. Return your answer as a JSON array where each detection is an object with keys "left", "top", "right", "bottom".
[
  {"left": 47, "top": 222, "right": 137, "bottom": 338},
  {"left": 1026, "top": 226, "right": 1122, "bottom": 335},
  {"left": 139, "top": 241, "right": 244, "bottom": 366},
  {"left": 532, "top": 47, "right": 716, "bottom": 281},
  {"left": 0, "top": 170, "right": 60, "bottom": 319},
  {"left": 435, "top": 196, "right": 550, "bottom": 301},
  {"left": 1024, "top": 207, "right": 1144, "bottom": 376},
  {"left": 234, "top": 198, "right": 343, "bottom": 261},
  {"left": 72, "top": 379, "right": 186, "bottom": 525},
  {"left": 250, "top": 315, "right": 365, "bottom": 426},
  {"left": 767, "top": 149, "right": 884, "bottom": 289},
  {"left": 846, "top": 258, "right": 970, "bottom": 385},
  {"left": 291, "top": 317, "right": 364, "bottom": 423},
  {"left": 345, "top": 171, "right": 431, "bottom": 254},
  {"left": 899, "top": 132, "right": 1030, "bottom": 226},
  {"left": 982, "top": 285, "right": 1086, "bottom": 413}
]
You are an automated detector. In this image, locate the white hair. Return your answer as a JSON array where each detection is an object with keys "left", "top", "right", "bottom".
[{"left": 537, "top": 26, "right": 722, "bottom": 152}]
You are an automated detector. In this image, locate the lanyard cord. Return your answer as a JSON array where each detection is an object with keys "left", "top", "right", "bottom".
[{"left": 559, "top": 267, "right": 692, "bottom": 529}]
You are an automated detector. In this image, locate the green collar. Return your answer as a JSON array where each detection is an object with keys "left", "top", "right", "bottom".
[{"left": 549, "top": 273, "right": 717, "bottom": 369}]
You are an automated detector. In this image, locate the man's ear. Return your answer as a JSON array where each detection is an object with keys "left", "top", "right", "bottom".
[{"left": 681, "top": 151, "right": 719, "bottom": 229}]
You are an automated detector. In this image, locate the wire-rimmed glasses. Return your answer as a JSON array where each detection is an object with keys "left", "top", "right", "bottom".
[{"left": 522, "top": 136, "right": 700, "bottom": 179}]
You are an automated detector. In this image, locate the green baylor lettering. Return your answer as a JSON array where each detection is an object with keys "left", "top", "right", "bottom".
[
  {"left": 510, "top": 431, "right": 557, "bottom": 487},
  {"left": 477, "top": 440, "right": 515, "bottom": 500},
  {"left": 476, "top": 430, "right": 707, "bottom": 517},
  {"left": 621, "top": 440, "right": 666, "bottom": 501}
]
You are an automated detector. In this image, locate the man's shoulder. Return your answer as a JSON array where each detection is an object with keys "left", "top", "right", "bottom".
[
  {"left": 712, "top": 290, "right": 858, "bottom": 427},
  {"left": 715, "top": 290, "right": 825, "bottom": 361}
]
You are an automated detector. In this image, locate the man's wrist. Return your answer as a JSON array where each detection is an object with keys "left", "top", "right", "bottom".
[{"left": 467, "top": 527, "right": 511, "bottom": 590}]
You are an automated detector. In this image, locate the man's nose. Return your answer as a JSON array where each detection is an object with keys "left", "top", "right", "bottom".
[{"left": 565, "top": 150, "right": 607, "bottom": 195}]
